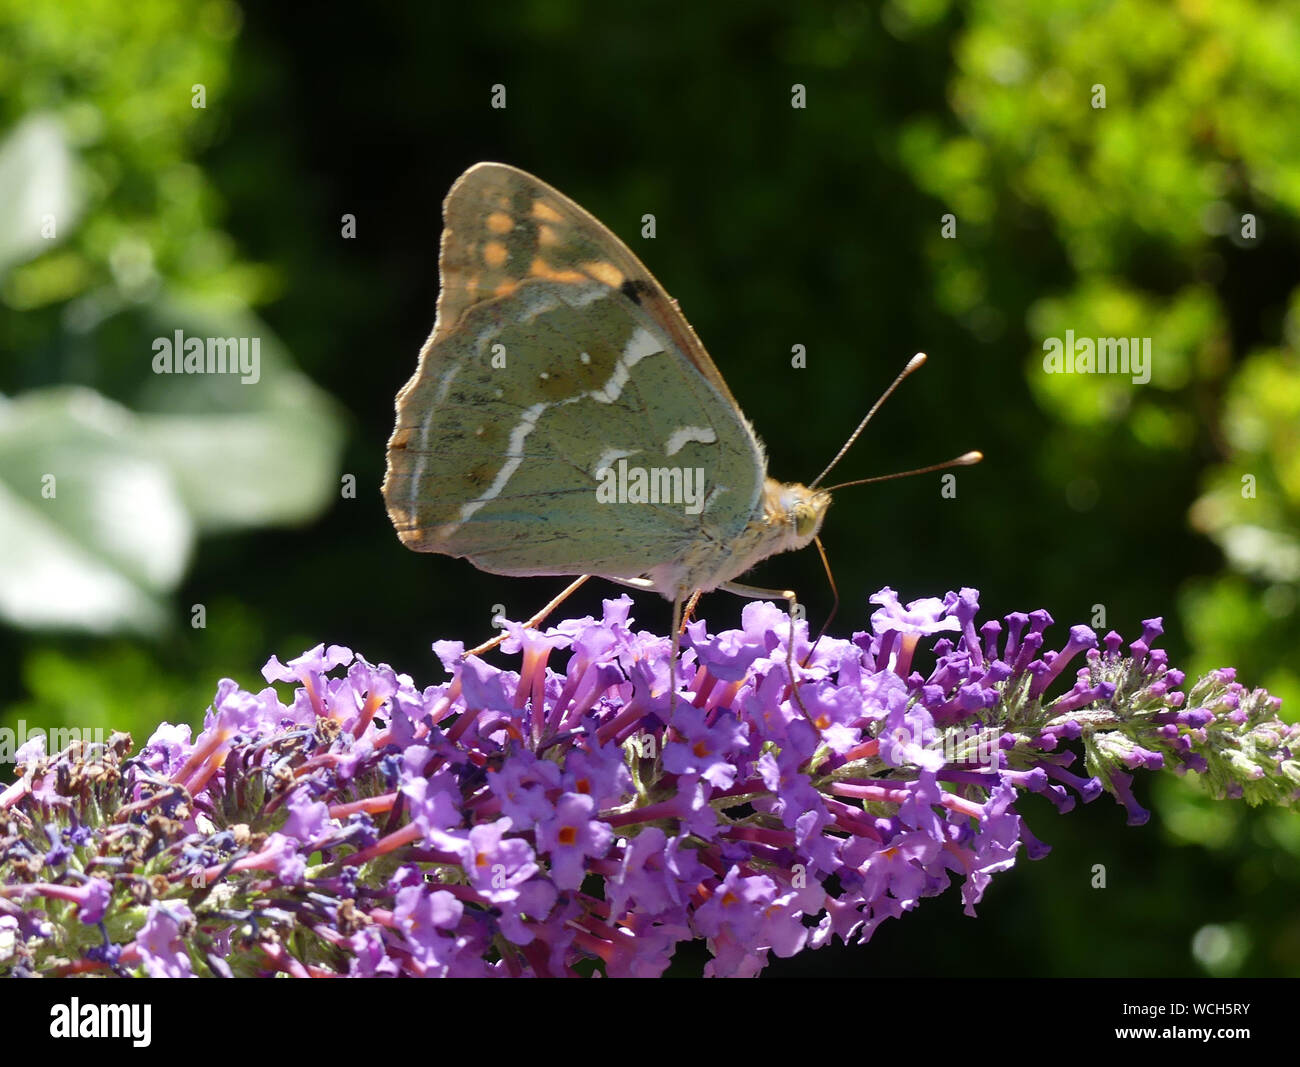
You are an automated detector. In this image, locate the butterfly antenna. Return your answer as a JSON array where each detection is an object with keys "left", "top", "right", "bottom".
[
  {"left": 809, "top": 352, "right": 929, "bottom": 489},
  {"left": 821, "top": 450, "right": 983, "bottom": 493}
]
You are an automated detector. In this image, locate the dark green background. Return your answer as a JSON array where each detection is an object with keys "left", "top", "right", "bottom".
[{"left": 2, "top": 1, "right": 1297, "bottom": 976}]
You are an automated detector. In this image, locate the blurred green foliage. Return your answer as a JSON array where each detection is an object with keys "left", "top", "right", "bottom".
[
  {"left": 898, "top": 0, "right": 1300, "bottom": 719},
  {"left": 0, "top": 2, "right": 343, "bottom": 657},
  {"left": 1, "top": 0, "right": 1297, "bottom": 975}
]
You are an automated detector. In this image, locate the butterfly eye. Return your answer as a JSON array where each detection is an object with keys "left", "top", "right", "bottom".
[{"left": 793, "top": 502, "right": 818, "bottom": 539}]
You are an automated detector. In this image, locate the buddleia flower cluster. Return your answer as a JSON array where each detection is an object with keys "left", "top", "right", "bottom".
[{"left": 1, "top": 587, "right": 1295, "bottom": 977}]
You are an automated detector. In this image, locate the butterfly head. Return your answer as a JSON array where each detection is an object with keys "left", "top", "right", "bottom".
[{"left": 765, "top": 478, "right": 832, "bottom": 551}]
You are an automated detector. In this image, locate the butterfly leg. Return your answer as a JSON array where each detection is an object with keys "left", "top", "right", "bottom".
[
  {"left": 681, "top": 589, "right": 703, "bottom": 631},
  {"left": 668, "top": 591, "right": 686, "bottom": 716},
  {"left": 464, "top": 574, "right": 592, "bottom": 658},
  {"left": 718, "top": 581, "right": 813, "bottom": 723}
]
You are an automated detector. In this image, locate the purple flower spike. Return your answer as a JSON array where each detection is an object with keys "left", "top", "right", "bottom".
[{"left": 1, "top": 586, "right": 1289, "bottom": 978}]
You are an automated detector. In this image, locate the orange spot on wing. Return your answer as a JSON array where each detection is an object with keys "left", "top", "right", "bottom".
[
  {"left": 493, "top": 280, "right": 519, "bottom": 297},
  {"left": 486, "top": 211, "right": 513, "bottom": 234},
  {"left": 529, "top": 257, "right": 586, "bottom": 283},
  {"left": 483, "top": 241, "right": 508, "bottom": 268},
  {"left": 538, "top": 224, "right": 560, "bottom": 247},
  {"left": 531, "top": 200, "right": 564, "bottom": 223},
  {"left": 582, "top": 260, "right": 625, "bottom": 288}
]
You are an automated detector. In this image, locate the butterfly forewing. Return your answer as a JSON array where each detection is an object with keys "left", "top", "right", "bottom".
[{"left": 432, "top": 163, "right": 746, "bottom": 411}]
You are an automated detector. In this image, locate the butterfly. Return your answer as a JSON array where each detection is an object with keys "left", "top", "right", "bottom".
[{"left": 382, "top": 162, "right": 978, "bottom": 684}]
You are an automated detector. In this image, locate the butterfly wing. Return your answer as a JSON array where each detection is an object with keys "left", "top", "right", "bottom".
[
  {"left": 432, "top": 162, "right": 747, "bottom": 413},
  {"left": 383, "top": 164, "right": 767, "bottom": 589}
]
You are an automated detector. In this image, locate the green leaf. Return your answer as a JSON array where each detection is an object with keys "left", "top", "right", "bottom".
[
  {"left": 0, "top": 387, "right": 193, "bottom": 633},
  {"left": 129, "top": 298, "right": 348, "bottom": 533}
]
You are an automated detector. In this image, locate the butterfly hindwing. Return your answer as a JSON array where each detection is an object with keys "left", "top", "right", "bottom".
[{"left": 384, "top": 165, "right": 767, "bottom": 584}]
